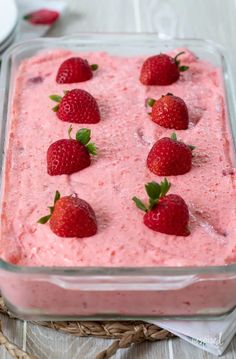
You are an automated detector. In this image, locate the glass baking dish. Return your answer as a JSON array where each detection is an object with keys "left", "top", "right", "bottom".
[{"left": 0, "top": 33, "right": 236, "bottom": 321}]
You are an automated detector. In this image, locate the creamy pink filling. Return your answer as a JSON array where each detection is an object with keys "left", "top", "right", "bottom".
[{"left": 1, "top": 49, "right": 236, "bottom": 267}]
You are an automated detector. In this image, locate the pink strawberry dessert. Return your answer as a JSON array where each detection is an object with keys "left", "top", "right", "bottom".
[{"left": 0, "top": 49, "right": 236, "bottom": 268}]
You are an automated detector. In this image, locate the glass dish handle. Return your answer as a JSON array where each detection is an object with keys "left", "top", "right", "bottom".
[{"left": 49, "top": 275, "right": 199, "bottom": 291}]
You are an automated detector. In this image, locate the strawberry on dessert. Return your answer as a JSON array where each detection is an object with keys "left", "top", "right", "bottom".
[
  {"left": 56, "top": 57, "right": 98, "bottom": 84},
  {"left": 147, "top": 133, "right": 194, "bottom": 176},
  {"left": 23, "top": 9, "right": 59, "bottom": 25},
  {"left": 38, "top": 191, "right": 97, "bottom": 238},
  {"left": 147, "top": 93, "right": 189, "bottom": 130},
  {"left": 50, "top": 89, "right": 101, "bottom": 123},
  {"left": 133, "top": 179, "right": 190, "bottom": 236},
  {"left": 47, "top": 127, "right": 97, "bottom": 176},
  {"left": 140, "top": 52, "right": 189, "bottom": 86}
]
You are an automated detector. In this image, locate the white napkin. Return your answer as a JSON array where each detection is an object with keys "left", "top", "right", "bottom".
[{"left": 149, "top": 308, "right": 236, "bottom": 355}]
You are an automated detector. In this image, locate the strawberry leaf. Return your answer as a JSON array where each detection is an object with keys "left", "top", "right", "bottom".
[
  {"left": 49, "top": 95, "right": 62, "bottom": 103},
  {"left": 160, "top": 178, "right": 171, "bottom": 197},
  {"left": 23, "top": 14, "right": 31, "bottom": 20},
  {"left": 37, "top": 215, "right": 51, "bottom": 224},
  {"left": 146, "top": 98, "right": 155, "bottom": 107},
  {"left": 132, "top": 197, "right": 147, "bottom": 212},
  {"left": 54, "top": 190, "right": 60, "bottom": 204},
  {"left": 48, "top": 206, "right": 54, "bottom": 214},
  {"left": 90, "top": 64, "right": 98, "bottom": 71},
  {"left": 188, "top": 144, "right": 195, "bottom": 151},
  {"left": 86, "top": 143, "right": 97, "bottom": 156},
  {"left": 76, "top": 128, "right": 91, "bottom": 145},
  {"left": 179, "top": 65, "right": 189, "bottom": 72},
  {"left": 68, "top": 125, "right": 73, "bottom": 139},
  {"left": 52, "top": 105, "right": 59, "bottom": 112},
  {"left": 171, "top": 132, "right": 177, "bottom": 141},
  {"left": 145, "top": 182, "right": 161, "bottom": 200}
]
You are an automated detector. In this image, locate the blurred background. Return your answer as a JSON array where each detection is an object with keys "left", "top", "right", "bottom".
[{"left": 2, "top": 0, "right": 236, "bottom": 75}]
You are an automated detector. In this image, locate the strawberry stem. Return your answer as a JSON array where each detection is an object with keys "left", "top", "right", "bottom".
[
  {"left": 174, "top": 51, "right": 185, "bottom": 62},
  {"left": 90, "top": 64, "right": 98, "bottom": 71},
  {"left": 174, "top": 52, "right": 189, "bottom": 72}
]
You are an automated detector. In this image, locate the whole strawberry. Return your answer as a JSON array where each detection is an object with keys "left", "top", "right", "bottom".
[
  {"left": 56, "top": 57, "right": 98, "bottom": 84},
  {"left": 47, "top": 127, "right": 97, "bottom": 176},
  {"left": 23, "top": 9, "right": 59, "bottom": 25},
  {"left": 50, "top": 89, "right": 101, "bottom": 124},
  {"left": 133, "top": 179, "right": 190, "bottom": 236},
  {"left": 147, "top": 133, "right": 194, "bottom": 176},
  {"left": 38, "top": 191, "right": 97, "bottom": 238},
  {"left": 140, "top": 52, "right": 189, "bottom": 86},
  {"left": 147, "top": 93, "right": 189, "bottom": 130}
]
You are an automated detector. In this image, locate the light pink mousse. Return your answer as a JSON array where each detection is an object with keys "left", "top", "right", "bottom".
[{"left": 1, "top": 49, "right": 236, "bottom": 267}]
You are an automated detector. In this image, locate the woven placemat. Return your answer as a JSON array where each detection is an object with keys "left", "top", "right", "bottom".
[{"left": 0, "top": 297, "right": 174, "bottom": 359}]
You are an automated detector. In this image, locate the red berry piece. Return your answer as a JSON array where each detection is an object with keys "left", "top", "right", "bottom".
[
  {"left": 133, "top": 179, "right": 190, "bottom": 236},
  {"left": 47, "top": 127, "right": 97, "bottom": 176},
  {"left": 23, "top": 9, "right": 59, "bottom": 25},
  {"left": 147, "top": 133, "right": 194, "bottom": 176},
  {"left": 56, "top": 57, "right": 98, "bottom": 84},
  {"left": 140, "top": 52, "right": 189, "bottom": 86},
  {"left": 50, "top": 89, "right": 101, "bottom": 124},
  {"left": 38, "top": 191, "right": 97, "bottom": 238},
  {"left": 147, "top": 93, "right": 189, "bottom": 130}
]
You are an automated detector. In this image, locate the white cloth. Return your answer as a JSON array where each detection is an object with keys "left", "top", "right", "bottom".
[{"left": 150, "top": 309, "right": 236, "bottom": 355}]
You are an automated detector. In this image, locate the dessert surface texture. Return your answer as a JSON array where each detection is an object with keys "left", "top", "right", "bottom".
[{"left": 1, "top": 49, "right": 236, "bottom": 267}]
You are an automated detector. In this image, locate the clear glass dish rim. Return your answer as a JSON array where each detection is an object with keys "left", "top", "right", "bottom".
[{"left": 0, "top": 32, "right": 235, "bottom": 278}]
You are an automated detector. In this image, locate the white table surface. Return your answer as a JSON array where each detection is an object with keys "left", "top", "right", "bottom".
[{"left": 1, "top": 0, "right": 236, "bottom": 358}]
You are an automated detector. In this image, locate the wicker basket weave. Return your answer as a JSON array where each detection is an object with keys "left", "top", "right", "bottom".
[{"left": 0, "top": 297, "right": 174, "bottom": 358}]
